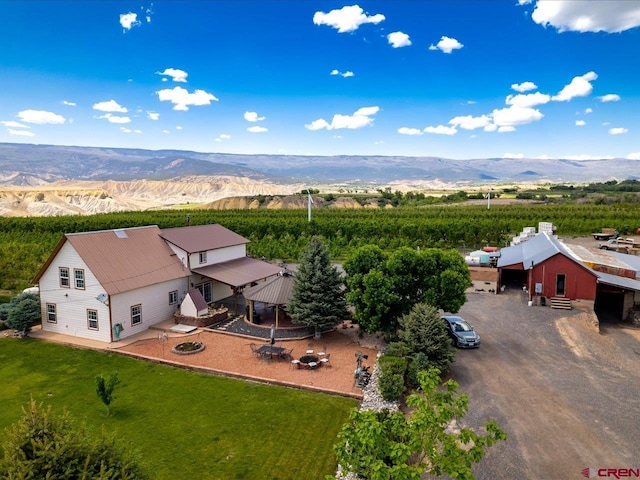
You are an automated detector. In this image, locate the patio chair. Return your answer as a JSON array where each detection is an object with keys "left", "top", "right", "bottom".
[
  {"left": 291, "top": 359, "right": 301, "bottom": 369},
  {"left": 320, "top": 353, "right": 331, "bottom": 367},
  {"left": 249, "top": 343, "right": 261, "bottom": 357},
  {"left": 280, "top": 348, "right": 294, "bottom": 360}
]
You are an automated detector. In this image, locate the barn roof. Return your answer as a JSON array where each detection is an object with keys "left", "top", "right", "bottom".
[
  {"left": 160, "top": 224, "right": 248, "bottom": 253},
  {"left": 497, "top": 232, "right": 572, "bottom": 269}
]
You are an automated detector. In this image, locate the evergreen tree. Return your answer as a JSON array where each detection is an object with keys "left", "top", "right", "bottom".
[
  {"left": 5, "top": 293, "right": 41, "bottom": 336},
  {"left": 96, "top": 372, "right": 121, "bottom": 416},
  {"left": 0, "top": 399, "right": 148, "bottom": 479},
  {"left": 288, "top": 236, "right": 348, "bottom": 336}
]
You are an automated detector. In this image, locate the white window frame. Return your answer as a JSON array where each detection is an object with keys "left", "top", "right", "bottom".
[
  {"left": 199, "top": 251, "right": 207, "bottom": 264},
  {"left": 59, "top": 267, "right": 70, "bottom": 288},
  {"left": 195, "top": 282, "right": 212, "bottom": 303},
  {"left": 169, "top": 290, "right": 178, "bottom": 305},
  {"left": 74, "top": 268, "right": 85, "bottom": 290},
  {"left": 87, "top": 309, "right": 98, "bottom": 330},
  {"left": 131, "top": 304, "right": 142, "bottom": 326},
  {"left": 46, "top": 303, "right": 57, "bottom": 323}
]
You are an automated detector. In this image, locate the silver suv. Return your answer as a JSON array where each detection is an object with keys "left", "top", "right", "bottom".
[{"left": 442, "top": 315, "right": 480, "bottom": 348}]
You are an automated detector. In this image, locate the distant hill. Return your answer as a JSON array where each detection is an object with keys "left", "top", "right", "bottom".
[{"left": 1, "top": 142, "right": 638, "bottom": 186}]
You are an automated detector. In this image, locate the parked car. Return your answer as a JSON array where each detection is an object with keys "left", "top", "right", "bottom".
[{"left": 441, "top": 315, "right": 480, "bottom": 348}]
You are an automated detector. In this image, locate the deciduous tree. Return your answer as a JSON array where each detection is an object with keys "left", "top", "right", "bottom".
[
  {"left": 96, "top": 372, "right": 121, "bottom": 416},
  {"left": 333, "top": 369, "right": 506, "bottom": 480}
]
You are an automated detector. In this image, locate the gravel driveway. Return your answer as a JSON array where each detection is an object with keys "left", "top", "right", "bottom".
[{"left": 448, "top": 290, "right": 640, "bottom": 480}]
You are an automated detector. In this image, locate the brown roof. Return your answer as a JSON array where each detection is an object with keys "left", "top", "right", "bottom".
[
  {"left": 34, "top": 226, "right": 189, "bottom": 295},
  {"left": 160, "top": 224, "right": 249, "bottom": 253},
  {"left": 191, "top": 257, "right": 282, "bottom": 288},
  {"left": 187, "top": 289, "right": 209, "bottom": 312},
  {"left": 243, "top": 272, "right": 294, "bottom": 305}
]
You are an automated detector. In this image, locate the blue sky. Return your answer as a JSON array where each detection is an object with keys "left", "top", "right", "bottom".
[{"left": 1, "top": 1, "right": 639, "bottom": 160}]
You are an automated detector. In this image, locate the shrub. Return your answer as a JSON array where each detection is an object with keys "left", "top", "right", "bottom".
[
  {"left": 378, "top": 372, "right": 405, "bottom": 402},
  {"left": 5, "top": 293, "right": 40, "bottom": 336}
]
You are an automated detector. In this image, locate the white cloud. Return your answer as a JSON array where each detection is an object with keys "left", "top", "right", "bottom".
[
  {"left": 518, "top": 0, "right": 533, "bottom": 4},
  {"left": 244, "top": 111, "right": 265, "bottom": 122},
  {"left": 156, "top": 87, "right": 218, "bottom": 111},
  {"left": 120, "top": 127, "right": 131, "bottom": 133},
  {"left": 97, "top": 113, "right": 131, "bottom": 124},
  {"left": 313, "top": 5, "right": 385, "bottom": 33},
  {"left": 552, "top": 71, "right": 597, "bottom": 101},
  {"left": 9, "top": 129, "right": 35, "bottom": 137},
  {"left": 424, "top": 125, "right": 457, "bottom": 135},
  {"left": 585, "top": 107, "right": 593, "bottom": 114},
  {"left": 162, "top": 129, "right": 170, "bottom": 134},
  {"left": 215, "top": 134, "right": 231, "bottom": 142},
  {"left": 147, "top": 112, "right": 160, "bottom": 120},
  {"left": 599, "top": 93, "right": 621, "bottom": 102},
  {"left": 247, "top": 126, "right": 268, "bottom": 133},
  {"left": 134, "top": 129, "right": 142, "bottom": 134},
  {"left": 17, "top": 110, "right": 65, "bottom": 124},
  {"left": 498, "top": 126, "right": 516, "bottom": 133},
  {"left": 576, "top": 120, "right": 586, "bottom": 126},
  {"left": 448, "top": 114, "right": 491, "bottom": 130},
  {"left": 93, "top": 100, "right": 127, "bottom": 113},
  {"left": 429, "top": 36, "right": 463, "bottom": 54},
  {"left": 503, "top": 152, "right": 524, "bottom": 158},
  {"left": 506, "top": 92, "right": 551, "bottom": 108},
  {"left": 529, "top": 0, "right": 640, "bottom": 33},
  {"left": 62, "top": 100, "right": 76, "bottom": 106},
  {"left": 564, "top": 154, "right": 614, "bottom": 160},
  {"left": 1, "top": 121, "right": 29, "bottom": 128},
  {"left": 602, "top": 122, "right": 610, "bottom": 126},
  {"left": 306, "top": 106, "right": 380, "bottom": 130},
  {"left": 397, "top": 127, "right": 423, "bottom": 136},
  {"left": 157, "top": 68, "right": 188, "bottom": 83},
  {"left": 511, "top": 81, "right": 537, "bottom": 92},
  {"left": 120, "top": 12, "right": 140, "bottom": 30},
  {"left": 484, "top": 124, "right": 498, "bottom": 132},
  {"left": 536, "top": 154, "right": 550, "bottom": 159},
  {"left": 305, "top": 119, "right": 332, "bottom": 131},
  {"left": 176, "top": 126, "right": 183, "bottom": 130},
  {"left": 331, "top": 69, "right": 355, "bottom": 78},
  {"left": 609, "top": 127, "right": 628, "bottom": 135},
  {"left": 387, "top": 31, "right": 411, "bottom": 48},
  {"left": 491, "top": 106, "right": 543, "bottom": 126},
  {"left": 626, "top": 152, "right": 640, "bottom": 160}
]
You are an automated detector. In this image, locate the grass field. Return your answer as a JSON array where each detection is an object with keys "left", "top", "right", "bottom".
[{"left": 0, "top": 338, "right": 357, "bottom": 479}]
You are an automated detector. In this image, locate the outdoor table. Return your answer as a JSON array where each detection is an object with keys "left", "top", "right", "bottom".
[
  {"left": 256, "top": 345, "right": 285, "bottom": 360},
  {"left": 299, "top": 354, "right": 320, "bottom": 369}
]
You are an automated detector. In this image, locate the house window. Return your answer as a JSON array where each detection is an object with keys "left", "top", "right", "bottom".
[
  {"left": 59, "top": 267, "right": 70, "bottom": 288},
  {"left": 46, "top": 303, "right": 57, "bottom": 323},
  {"left": 556, "top": 274, "right": 566, "bottom": 297},
  {"left": 196, "top": 282, "right": 212, "bottom": 303},
  {"left": 199, "top": 251, "right": 207, "bottom": 264},
  {"left": 169, "top": 290, "right": 178, "bottom": 305},
  {"left": 87, "top": 309, "right": 98, "bottom": 330},
  {"left": 74, "top": 269, "right": 85, "bottom": 289},
  {"left": 131, "top": 304, "right": 142, "bottom": 326}
]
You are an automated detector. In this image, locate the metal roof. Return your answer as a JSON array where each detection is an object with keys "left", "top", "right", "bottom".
[
  {"left": 160, "top": 224, "right": 249, "bottom": 253},
  {"left": 186, "top": 289, "right": 208, "bottom": 312},
  {"left": 497, "top": 232, "right": 569, "bottom": 268},
  {"left": 243, "top": 271, "right": 295, "bottom": 305},
  {"left": 595, "top": 271, "right": 640, "bottom": 291},
  {"left": 191, "top": 256, "right": 282, "bottom": 288},
  {"left": 34, "top": 225, "right": 189, "bottom": 296},
  {"left": 563, "top": 244, "right": 640, "bottom": 279}
]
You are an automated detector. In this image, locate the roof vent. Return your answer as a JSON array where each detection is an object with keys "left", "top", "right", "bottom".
[{"left": 114, "top": 229, "right": 128, "bottom": 239}]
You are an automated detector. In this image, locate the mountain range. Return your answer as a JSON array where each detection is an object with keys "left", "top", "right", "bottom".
[
  {"left": 1, "top": 142, "right": 638, "bottom": 187},
  {"left": 1, "top": 142, "right": 637, "bottom": 217}
]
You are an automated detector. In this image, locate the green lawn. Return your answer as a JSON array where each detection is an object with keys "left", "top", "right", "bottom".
[{"left": 0, "top": 338, "right": 357, "bottom": 479}]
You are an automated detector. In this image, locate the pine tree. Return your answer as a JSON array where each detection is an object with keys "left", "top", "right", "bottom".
[{"left": 288, "top": 236, "right": 348, "bottom": 337}]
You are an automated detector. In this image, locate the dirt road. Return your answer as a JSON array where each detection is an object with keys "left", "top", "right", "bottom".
[{"left": 449, "top": 290, "right": 640, "bottom": 479}]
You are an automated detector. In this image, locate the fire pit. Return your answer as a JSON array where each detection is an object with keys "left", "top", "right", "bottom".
[
  {"left": 300, "top": 355, "right": 319, "bottom": 367},
  {"left": 172, "top": 341, "right": 205, "bottom": 355}
]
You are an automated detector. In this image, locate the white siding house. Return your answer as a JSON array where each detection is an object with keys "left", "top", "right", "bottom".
[{"left": 33, "top": 226, "right": 189, "bottom": 343}]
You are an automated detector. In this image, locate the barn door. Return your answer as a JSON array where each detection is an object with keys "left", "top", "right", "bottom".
[{"left": 555, "top": 274, "right": 566, "bottom": 297}]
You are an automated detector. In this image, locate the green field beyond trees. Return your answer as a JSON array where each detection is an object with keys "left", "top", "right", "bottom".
[
  {"left": 0, "top": 339, "right": 357, "bottom": 479},
  {"left": 2, "top": 203, "right": 639, "bottom": 292}
]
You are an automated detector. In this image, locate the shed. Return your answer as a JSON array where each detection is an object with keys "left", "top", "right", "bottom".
[
  {"left": 181, "top": 289, "right": 209, "bottom": 317},
  {"left": 469, "top": 250, "right": 491, "bottom": 265}
]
